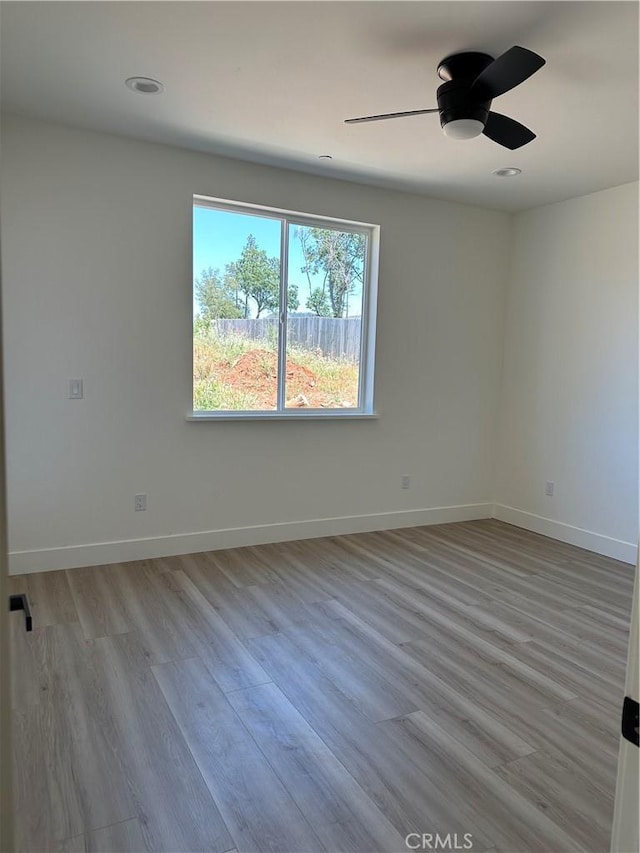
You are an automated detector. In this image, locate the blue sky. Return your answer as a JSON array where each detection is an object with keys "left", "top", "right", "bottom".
[{"left": 193, "top": 205, "right": 363, "bottom": 318}]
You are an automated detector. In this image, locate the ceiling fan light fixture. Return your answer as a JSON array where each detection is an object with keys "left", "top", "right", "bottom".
[{"left": 442, "top": 118, "right": 484, "bottom": 140}]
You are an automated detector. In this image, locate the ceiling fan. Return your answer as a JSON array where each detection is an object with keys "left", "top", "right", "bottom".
[{"left": 345, "top": 46, "right": 545, "bottom": 150}]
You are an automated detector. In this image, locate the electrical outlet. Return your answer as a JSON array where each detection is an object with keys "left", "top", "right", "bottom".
[
  {"left": 545, "top": 481, "right": 554, "bottom": 497},
  {"left": 68, "top": 379, "right": 83, "bottom": 399},
  {"left": 401, "top": 475, "right": 411, "bottom": 490},
  {"left": 134, "top": 493, "right": 147, "bottom": 512}
]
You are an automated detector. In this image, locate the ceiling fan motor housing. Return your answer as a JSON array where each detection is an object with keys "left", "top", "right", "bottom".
[
  {"left": 436, "top": 51, "right": 494, "bottom": 131},
  {"left": 436, "top": 80, "right": 491, "bottom": 129}
]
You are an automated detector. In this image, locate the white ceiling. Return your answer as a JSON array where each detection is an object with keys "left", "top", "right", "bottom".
[{"left": 1, "top": 1, "right": 638, "bottom": 211}]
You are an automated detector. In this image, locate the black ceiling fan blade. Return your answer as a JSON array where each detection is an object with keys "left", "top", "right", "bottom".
[
  {"left": 471, "top": 46, "right": 545, "bottom": 100},
  {"left": 483, "top": 112, "right": 536, "bottom": 149},
  {"left": 345, "top": 108, "right": 439, "bottom": 124}
]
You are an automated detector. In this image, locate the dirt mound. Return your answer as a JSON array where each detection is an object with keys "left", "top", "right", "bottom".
[{"left": 216, "top": 349, "right": 344, "bottom": 408}]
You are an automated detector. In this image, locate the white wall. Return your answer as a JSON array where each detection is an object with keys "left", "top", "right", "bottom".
[
  {"left": 1, "top": 115, "right": 510, "bottom": 573},
  {"left": 495, "top": 182, "right": 639, "bottom": 563}
]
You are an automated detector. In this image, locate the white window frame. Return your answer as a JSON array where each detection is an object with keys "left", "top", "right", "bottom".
[{"left": 189, "top": 195, "right": 379, "bottom": 421}]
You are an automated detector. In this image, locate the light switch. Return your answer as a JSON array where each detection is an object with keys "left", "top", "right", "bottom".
[{"left": 68, "top": 379, "right": 83, "bottom": 400}]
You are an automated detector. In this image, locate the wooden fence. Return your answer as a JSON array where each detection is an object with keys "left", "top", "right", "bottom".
[{"left": 211, "top": 317, "right": 362, "bottom": 361}]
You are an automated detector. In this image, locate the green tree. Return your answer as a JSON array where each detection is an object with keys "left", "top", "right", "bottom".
[
  {"left": 195, "top": 267, "right": 243, "bottom": 322},
  {"left": 306, "top": 287, "right": 332, "bottom": 316},
  {"left": 286, "top": 283, "right": 300, "bottom": 315},
  {"left": 297, "top": 228, "right": 366, "bottom": 318},
  {"left": 229, "top": 235, "right": 299, "bottom": 317}
]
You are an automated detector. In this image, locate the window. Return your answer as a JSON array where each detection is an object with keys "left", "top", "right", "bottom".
[{"left": 192, "top": 195, "right": 378, "bottom": 418}]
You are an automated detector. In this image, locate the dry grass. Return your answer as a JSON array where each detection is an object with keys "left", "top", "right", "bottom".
[{"left": 193, "top": 332, "right": 360, "bottom": 410}]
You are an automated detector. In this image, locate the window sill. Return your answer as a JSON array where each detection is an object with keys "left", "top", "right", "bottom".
[{"left": 186, "top": 411, "right": 379, "bottom": 422}]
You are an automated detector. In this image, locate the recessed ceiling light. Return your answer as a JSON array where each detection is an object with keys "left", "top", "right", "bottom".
[
  {"left": 492, "top": 167, "right": 522, "bottom": 177},
  {"left": 318, "top": 154, "right": 333, "bottom": 160},
  {"left": 125, "top": 77, "right": 164, "bottom": 95}
]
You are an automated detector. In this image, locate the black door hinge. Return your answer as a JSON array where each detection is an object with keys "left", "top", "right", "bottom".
[
  {"left": 621, "top": 696, "right": 639, "bottom": 747},
  {"left": 9, "top": 593, "right": 32, "bottom": 632}
]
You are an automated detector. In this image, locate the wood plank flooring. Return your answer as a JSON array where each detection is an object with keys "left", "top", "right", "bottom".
[{"left": 8, "top": 519, "right": 635, "bottom": 853}]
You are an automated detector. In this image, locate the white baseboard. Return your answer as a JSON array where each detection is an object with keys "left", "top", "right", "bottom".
[
  {"left": 8, "top": 502, "right": 493, "bottom": 575},
  {"left": 492, "top": 504, "right": 638, "bottom": 565}
]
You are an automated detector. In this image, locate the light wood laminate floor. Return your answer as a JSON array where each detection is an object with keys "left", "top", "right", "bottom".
[{"left": 9, "top": 519, "right": 634, "bottom": 853}]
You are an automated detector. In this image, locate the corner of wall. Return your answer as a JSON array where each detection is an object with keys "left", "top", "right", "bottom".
[{"left": 489, "top": 208, "right": 518, "bottom": 508}]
